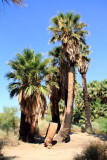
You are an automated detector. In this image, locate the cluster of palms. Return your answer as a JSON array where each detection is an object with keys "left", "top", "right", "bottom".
[{"left": 6, "top": 12, "right": 93, "bottom": 143}]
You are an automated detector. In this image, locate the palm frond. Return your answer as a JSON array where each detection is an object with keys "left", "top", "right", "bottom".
[
  {"left": 23, "top": 49, "right": 34, "bottom": 62},
  {"left": 39, "top": 85, "right": 50, "bottom": 96},
  {"left": 48, "top": 81, "right": 59, "bottom": 89},
  {"left": 73, "top": 14, "right": 81, "bottom": 24},
  {"left": 8, "top": 82, "right": 21, "bottom": 90},
  {"left": 6, "top": 72, "right": 15, "bottom": 79},
  {"left": 51, "top": 17, "right": 59, "bottom": 26},
  {"left": 9, "top": 87, "right": 20, "bottom": 98},
  {"left": 24, "top": 85, "right": 37, "bottom": 96}
]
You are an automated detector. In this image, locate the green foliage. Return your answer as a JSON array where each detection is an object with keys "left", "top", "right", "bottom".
[
  {"left": 93, "top": 117, "right": 107, "bottom": 134},
  {"left": 0, "top": 107, "right": 19, "bottom": 135},
  {"left": 91, "top": 100, "right": 107, "bottom": 120},
  {"left": 73, "top": 107, "right": 85, "bottom": 124},
  {"left": 73, "top": 142, "right": 107, "bottom": 160},
  {"left": 88, "top": 79, "right": 107, "bottom": 103},
  {"left": 73, "top": 83, "right": 84, "bottom": 124},
  {"left": 45, "top": 114, "right": 52, "bottom": 122},
  {"left": 74, "top": 80, "right": 107, "bottom": 124},
  {"left": 58, "top": 99, "right": 65, "bottom": 111}
]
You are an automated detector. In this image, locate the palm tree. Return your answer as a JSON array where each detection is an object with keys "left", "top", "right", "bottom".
[
  {"left": 78, "top": 45, "right": 93, "bottom": 132},
  {"left": 48, "top": 46, "right": 68, "bottom": 131},
  {"left": 49, "top": 12, "right": 88, "bottom": 141},
  {"left": 6, "top": 49, "right": 51, "bottom": 142},
  {"left": 2, "top": 0, "right": 24, "bottom": 5}
]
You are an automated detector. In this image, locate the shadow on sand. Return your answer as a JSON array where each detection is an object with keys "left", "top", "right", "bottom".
[
  {"left": 0, "top": 154, "right": 17, "bottom": 160},
  {"left": 34, "top": 135, "right": 45, "bottom": 144},
  {"left": 92, "top": 133, "right": 107, "bottom": 141}
]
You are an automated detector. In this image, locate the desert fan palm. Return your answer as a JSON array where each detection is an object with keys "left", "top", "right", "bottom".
[
  {"left": 6, "top": 49, "right": 52, "bottom": 142},
  {"left": 78, "top": 45, "right": 93, "bottom": 132},
  {"left": 49, "top": 12, "right": 88, "bottom": 141}
]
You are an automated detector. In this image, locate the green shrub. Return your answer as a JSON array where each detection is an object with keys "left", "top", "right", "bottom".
[
  {"left": 0, "top": 107, "right": 19, "bottom": 135},
  {"left": 92, "top": 117, "right": 107, "bottom": 134},
  {"left": 74, "top": 142, "right": 107, "bottom": 160}
]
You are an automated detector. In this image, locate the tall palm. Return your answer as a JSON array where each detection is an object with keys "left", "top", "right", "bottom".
[
  {"left": 6, "top": 49, "right": 51, "bottom": 142},
  {"left": 49, "top": 12, "right": 88, "bottom": 141},
  {"left": 78, "top": 45, "right": 93, "bottom": 132}
]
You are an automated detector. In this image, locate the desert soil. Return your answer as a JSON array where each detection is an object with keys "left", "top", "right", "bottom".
[{"left": 2, "top": 132, "right": 107, "bottom": 160}]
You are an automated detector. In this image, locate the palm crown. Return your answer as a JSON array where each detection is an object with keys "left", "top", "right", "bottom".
[
  {"left": 6, "top": 49, "right": 51, "bottom": 99},
  {"left": 49, "top": 12, "right": 88, "bottom": 63},
  {"left": 78, "top": 45, "right": 91, "bottom": 74}
]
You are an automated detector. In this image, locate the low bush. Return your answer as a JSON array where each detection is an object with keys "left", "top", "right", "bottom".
[{"left": 73, "top": 141, "right": 107, "bottom": 160}]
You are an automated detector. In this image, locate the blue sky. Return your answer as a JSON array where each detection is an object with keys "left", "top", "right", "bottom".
[{"left": 0, "top": 0, "right": 107, "bottom": 112}]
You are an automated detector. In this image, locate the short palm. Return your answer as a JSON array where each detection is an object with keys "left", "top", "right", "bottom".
[{"left": 6, "top": 49, "right": 51, "bottom": 142}]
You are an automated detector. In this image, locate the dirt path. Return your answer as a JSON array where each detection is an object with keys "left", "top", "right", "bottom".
[{"left": 2, "top": 132, "right": 107, "bottom": 160}]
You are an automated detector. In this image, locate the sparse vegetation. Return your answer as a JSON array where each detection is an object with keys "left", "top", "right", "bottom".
[
  {"left": 73, "top": 142, "right": 107, "bottom": 160},
  {"left": 0, "top": 107, "right": 19, "bottom": 136}
]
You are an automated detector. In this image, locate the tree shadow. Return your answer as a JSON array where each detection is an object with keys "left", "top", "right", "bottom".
[
  {"left": 91, "top": 133, "right": 107, "bottom": 141},
  {"left": 34, "top": 135, "right": 59, "bottom": 146},
  {"left": 0, "top": 154, "right": 17, "bottom": 160},
  {"left": 34, "top": 135, "right": 45, "bottom": 144}
]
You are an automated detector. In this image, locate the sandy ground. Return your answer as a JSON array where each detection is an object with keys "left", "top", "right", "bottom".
[{"left": 2, "top": 132, "right": 107, "bottom": 160}]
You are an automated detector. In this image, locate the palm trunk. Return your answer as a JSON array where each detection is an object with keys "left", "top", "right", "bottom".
[
  {"left": 51, "top": 106, "right": 60, "bottom": 131},
  {"left": 44, "top": 122, "right": 58, "bottom": 148},
  {"left": 82, "top": 73, "right": 93, "bottom": 132},
  {"left": 27, "top": 114, "right": 37, "bottom": 143},
  {"left": 19, "top": 111, "right": 37, "bottom": 143},
  {"left": 56, "top": 65, "right": 75, "bottom": 142},
  {"left": 50, "top": 86, "right": 61, "bottom": 131},
  {"left": 19, "top": 111, "right": 30, "bottom": 142}
]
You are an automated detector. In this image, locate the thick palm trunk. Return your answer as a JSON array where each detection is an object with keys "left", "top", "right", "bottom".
[
  {"left": 56, "top": 65, "right": 75, "bottom": 142},
  {"left": 19, "top": 111, "right": 30, "bottom": 142},
  {"left": 51, "top": 106, "right": 60, "bottom": 131},
  {"left": 19, "top": 111, "right": 37, "bottom": 143},
  {"left": 27, "top": 114, "right": 37, "bottom": 143},
  {"left": 82, "top": 73, "right": 93, "bottom": 132}
]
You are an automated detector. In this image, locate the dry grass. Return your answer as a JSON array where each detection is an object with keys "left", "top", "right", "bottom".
[
  {"left": 0, "top": 129, "right": 19, "bottom": 158},
  {"left": 0, "top": 130, "right": 18, "bottom": 146},
  {"left": 73, "top": 141, "right": 107, "bottom": 160},
  {"left": 36, "top": 119, "right": 49, "bottom": 136}
]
